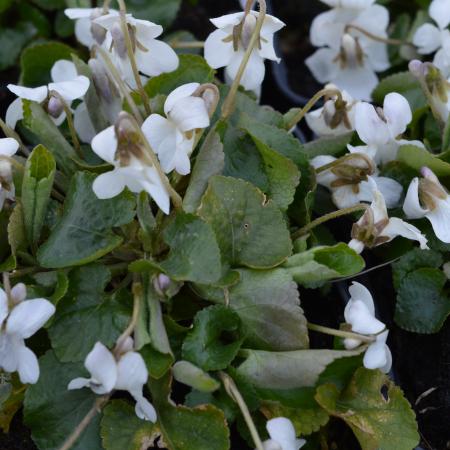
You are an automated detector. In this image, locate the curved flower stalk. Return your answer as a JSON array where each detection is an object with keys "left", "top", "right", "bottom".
[
  {"left": 0, "top": 138, "right": 19, "bottom": 210},
  {"left": 261, "top": 418, "right": 306, "bottom": 450},
  {"left": 413, "top": 0, "right": 450, "bottom": 77},
  {"left": 404, "top": 167, "right": 450, "bottom": 243},
  {"left": 142, "top": 83, "right": 213, "bottom": 175},
  {"left": 311, "top": 154, "right": 403, "bottom": 209},
  {"left": 6, "top": 60, "right": 89, "bottom": 129},
  {"left": 64, "top": 7, "right": 119, "bottom": 49},
  {"left": 306, "top": 84, "right": 359, "bottom": 136},
  {"left": 343, "top": 282, "right": 392, "bottom": 373},
  {"left": 93, "top": 12, "right": 179, "bottom": 88},
  {"left": 348, "top": 92, "right": 424, "bottom": 165},
  {"left": 68, "top": 339, "right": 156, "bottom": 422},
  {"left": 349, "top": 177, "right": 428, "bottom": 254},
  {"left": 0, "top": 281, "right": 55, "bottom": 384},
  {"left": 306, "top": 0, "right": 390, "bottom": 100},
  {"left": 204, "top": 9, "right": 285, "bottom": 94},
  {"left": 91, "top": 113, "right": 172, "bottom": 214}
]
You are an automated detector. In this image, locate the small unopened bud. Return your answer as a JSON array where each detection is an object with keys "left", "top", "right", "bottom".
[
  {"left": 110, "top": 22, "right": 127, "bottom": 59},
  {"left": 89, "top": 58, "right": 116, "bottom": 103},
  {"left": 114, "top": 112, "right": 144, "bottom": 165},
  {"left": 47, "top": 95, "right": 64, "bottom": 119},
  {"left": 408, "top": 60, "right": 424, "bottom": 78},
  {"left": 154, "top": 274, "right": 171, "bottom": 296},
  {"left": 90, "top": 9, "right": 108, "bottom": 45}
]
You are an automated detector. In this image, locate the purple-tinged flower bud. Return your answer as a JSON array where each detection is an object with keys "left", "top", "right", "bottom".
[
  {"left": 110, "top": 23, "right": 127, "bottom": 59},
  {"left": 47, "top": 95, "right": 64, "bottom": 119}
]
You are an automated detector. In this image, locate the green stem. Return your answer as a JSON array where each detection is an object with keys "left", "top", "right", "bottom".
[
  {"left": 307, "top": 323, "right": 375, "bottom": 344},
  {"left": 102, "top": 0, "right": 111, "bottom": 14},
  {"left": 314, "top": 152, "right": 375, "bottom": 175},
  {"left": 0, "top": 118, "right": 29, "bottom": 156},
  {"left": 170, "top": 41, "right": 205, "bottom": 49},
  {"left": 345, "top": 24, "right": 411, "bottom": 47},
  {"left": 96, "top": 46, "right": 144, "bottom": 125},
  {"left": 117, "top": 0, "right": 152, "bottom": 116},
  {"left": 285, "top": 88, "right": 343, "bottom": 131},
  {"left": 221, "top": 0, "right": 267, "bottom": 120},
  {"left": 220, "top": 372, "right": 265, "bottom": 450},
  {"left": 292, "top": 204, "right": 368, "bottom": 239}
]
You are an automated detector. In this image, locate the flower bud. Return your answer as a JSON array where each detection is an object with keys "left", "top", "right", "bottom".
[
  {"left": 47, "top": 95, "right": 64, "bottom": 119},
  {"left": 90, "top": 8, "right": 108, "bottom": 45},
  {"left": 89, "top": 58, "right": 115, "bottom": 103},
  {"left": 241, "top": 13, "right": 257, "bottom": 49},
  {"left": 110, "top": 22, "right": 127, "bottom": 59},
  {"left": 153, "top": 274, "right": 171, "bottom": 297},
  {"left": 114, "top": 112, "right": 144, "bottom": 165}
]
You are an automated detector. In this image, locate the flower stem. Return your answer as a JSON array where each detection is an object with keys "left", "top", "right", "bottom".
[
  {"left": 3, "top": 272, "right": 11, "bottom": 303},
  {"left": 58, "top": 395, "right": 110, "bottom": 450},
  {"left": 345, "top": 24, "right": 410, "bottom": 47},
  {"left": 117, "top": 0, "right": 152, "bottom": 116},
  {"left": 170, "top": 40, "right": 205, "bottom": 49},
  {"left": 284, "top": 88, "right": 343, "bottom": 130},
  {"left": 292, "top": 204, "right": 368, "bottom": 239},
  {"left": 314, "top": 152, "right": 375, "bottom": 174},
  {"left": 49, "top": 91, "right": 82, "bottom": 158},
  {"left": 220, "top": 372, "right": 265, "bottom": 450},
  {"left": 0, "top": 118, "right": 29, "bottom": 156},
  {"left": 95, "top": 46, "right": 144, "bottom": 125},
  {"left": 307, "top": 322, "right": 375, "bottom": 344},
  {"left": 221, "top": 0, "right": 267, "bottom": 120}
]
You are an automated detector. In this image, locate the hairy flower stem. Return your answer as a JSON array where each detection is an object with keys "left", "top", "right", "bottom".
[
  {"left": 95, "top": 46, "right": 144, "bottom": 125},
  {"left": 285, "top": 88, "right": 343, "bottom": 131},
  {"left": 292, "top": 204, "right": 368, "bottom": 239},
  {"left": 307, "top": 323, "right": 375, "bottom": 344},
  {"left": 220, "top": 372, "right": 265, "bottom": 450},
  {"left": 58, "top": 395, "right": 110, "bottom": 450},
  {"left": 0, "top": 118, "right": 29, "bottom": 156},
  {"left": 49, "top": 91, "right": 82, "bottom": 157},
  {"left": 117, "top": 0, "right": 152, "bottom": 116},
  {"left": 221, "top": 0, "right": 267, "bottom": 120},
  {"left": 344, "top": 24, "right": 410, "bottom": 47},
  {"left": 102, "top": 0, "right": 111, "bottom": 14}
]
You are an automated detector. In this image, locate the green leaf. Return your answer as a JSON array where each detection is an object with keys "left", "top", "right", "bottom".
[
  {"left": 22, "top": 145, "right": 56, "bottom": 247},
  {"left": 145, "top": 54, "right": 214, "bottom": 98},
  {"left": 183, "top": 130, "right": 225, "bottom": 213},
  {"left": 172, "top": 361, "right": 220, "bottom": 392},
  {"left": 395, "top": 267, "right": 450, "bottom": 333},
  {"left": 24, "top": 351, "right": 102, "bottom": 450},
  {"left": 315, "top": 368, "right": 420, "bottom": 450},
  {"left": 101, "top": 400, "right": 159, "bottom": 450},
  {"left": 197, "top": 269, "right": 309, "bottom": 351},
  {"left": 198, "top": 176, "right": 292, "bottom": 269},
  {"left": 30, "top": 0, "right": 65, "bottom": 10},
  {"left": 48, "top": 265, "right": 130, "bottom": 362},
  {"left": 160, "top": 212, "right": 222, "bottom": 284},
  {"left": 37, "top": 172, "right": 135, "bottom": 268},
  {"left": 0, "top": 0, "right": 13, "bottom": 13},
  {"left": 283, "top": 244, "right": 365, "bottom": 288},
  {"left": 148, "top": 374, "right": 230, "bottom": 450},
  {"left": 237, "top": 349, "right": 362, "bottom": 389},
  {"left": 300, "top": 133, "right": 354, "bottom": 159},
  {"left": 0, "top": 374, "right": 25, "bottom": 433},
  {"left": 19, "top": 4, "right": 51, "bottom": 37},
  {"left": 372, "top": 72, "right": 426, "bottom": 111},
  {"left": 20, "top": 41, "right": 76, "bottom": 86},
  {"left": 0, "top": 23, "right": 36, "bottom": 71},
  {"left": 54, "top": 10, "right": 75, "bottom": 38},
  {"left": 397, "top": 144, "right": 450, "bottom": 176},
  {"left": 22, "top": 100, "right": 78, "bottom": 176},
  {"left": 182, "top": 305, "right": 244, "bottom": 371},
  {"left": 7, "top": 203, "right": 26, "bottom": 256},
  {"left": 392, "top": 247, "right": 443, "bottom": 290}
]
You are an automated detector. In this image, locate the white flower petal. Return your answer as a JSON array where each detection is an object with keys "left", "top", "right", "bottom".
[
  {"left": 363, "top": 330, "right": 391, "bottom": 373},
  {"left": 413, "top": 23, "right": 442, "bottom": 54},
  {"left": 64, "top": 8, "right": 97, "bottom": 19},
  {"left": 92, "top": 171, "right": 127, "bottom": 199},
  {"left": 348, "top": 238, "right": 365, "bottom": 254},
  {"left": 354, "top": 102, "right": 389, "bottom": 146},
  {"left": 305, "top": 48, "right": 339, "bottom": 85},
  {"left": 333, "top": 64, "right": 378, "bottom": 102},
  {"left": 170, "top": 96, "right": 210, "bottom": 132},
  {"left": 403, "top": 178, "right": 429, "bottom": 219},
  {"left": 364, "top": 42, "right": 390, "bottom": 72},
  {"left": 372, "top": 176, "right": 403, "bottom": 208},
  {"left": 8, "top": 85, "right": 48, "bottom": 103},
  {"left": 6, "top": 299, "right": 55, "bottom": 339},
  {"left": 266, "top": 417, "right": 301, "bottom": 450},
  {"left": 164, "top": 83, "right": 200, "bottom": 115},
  {"left": 348, "top": 282, "right": 376, "bottom": 315},
  {"left": 139, "top": 167, "right": 171, "bottom": 214},
  {"left": 0, "top": 138, "right": 19, "bottom": 157},
  {"left": 332, "top": 186, "right": 364, "bottom": 209},
  {"left": 17, "top": 344, "right": 40, "bottom": 384},
  {"left": 204, "top": 29, "right": 235, "bottom": 70},
  {"left": 0, "top": 333, "right": 19, "bottom": 372},
  {"left": 49, "top": 76, "right": 90, "bottom": 102},
  {"left": 51, "top": 60, "right": 78, "bottom": 83},
  {"left": 74, "top": 102, "right": 97, "bottom": 144},
  {"left": 5, "top": 98, "right": 24, "bottom": 129},
  {"left": 115, "top": 351, "right": 148, "bottom": 393},
  {"left": 429, "top": 0, "right": 450, "bottom": 30},
  {"left": 134, "top": 395, "right": 157, "bottom": 422},
  {"left": 133, "top": 18, "right": 163, "bottom": 41},
  {"left": 68, "top": 377, "right": 92, "bottom": 390},
  {"left": 74, "top": 17, "right": 97, "bottom": 48},
  {"left": 226, "top": 49, "right": 266, "bottom": 92},
  {"left": 383, "top": 93, "right": 412, "bottom": 139},
  {"left": 210, "top": 12, "right": 244, "bottom": 30},
  {"left": 91, "top": 126, "right": 117, "bottom": 164},
  {"left": 381, "top": 217, "right": 429, "bottom": 249},
  {"left": 135, "top": 40, "right": 179, "bottom": 78},
  {"left": 142, "top": 114, "right": 177, "bottom": 158},
  {"left": 11, "top": 283, "right": 26, "bottom": 304},
  {"left": 426, "top": 197, "right": 450, "bottom": 243},
  {"left": 84, "top": 342, "right": 117, "bottom": 394},
  {"left": 0, "top": 289, "right": 8, "bottom": 327},
  {"left": 310, "top": 10, "right": 344, "bottom": 49},
  {"left": 310, "top": 155, "right": 337, "bottom": 188},
  {"left": 345, "top": 300, "right": 386, "bottom": 334}
]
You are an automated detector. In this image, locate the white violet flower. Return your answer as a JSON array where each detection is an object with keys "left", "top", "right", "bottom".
[
  {"left": 94, "top": 13, "right": 179, "bottom": 88},
  {"left": 349, "top": 177, "right": 428, "bottom": 254},
  {"left": 404, "top": 167, "right": 450, "bottom": 243},
  {"left": 261, "top": 417, "right": 306, "bottom": 450},
  {"left": 6, "top": 60, "right": 89, "bottom": 129},
  {"left": 68, "top": 339, "right": 156, "bottom": 422},
  {"left": 0, "top": 138, "right": 19, "bottom": 210},
  {"left": 306, "top": 1, "right": 390, "bottom": 100},
  {"left": 204, "top": 10, "right": 285, "bottom": 93},
  {"left": 142, "top": 83, "right": 210, "bottom": 175},
  {"left": 413, "top": 0, "right": 450, "bottom": 77},
  {"left": 343, "top": 282, "right": 392, "bottom": 373},
  {"left": 311, "top": 154, "right": 403, "bottom": 209},
  {"left": 91, "top": 113, "right": 171, "bottom": 214},
  {"left": 306, "top": 84, "right": 359, "bottom": 136},
  {"left": 0, "top": 282, "right": 55, "bottom": 384},
  {"left": 64, "top": 7, "right": 118, "bottom": 49},
  {"left": 348, "top": 92, "right": 424, "bottom": 165}
]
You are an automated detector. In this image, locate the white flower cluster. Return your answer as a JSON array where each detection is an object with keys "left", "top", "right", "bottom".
[{"left": 306, "top": 0, "right": 390, "bottom": 100}]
